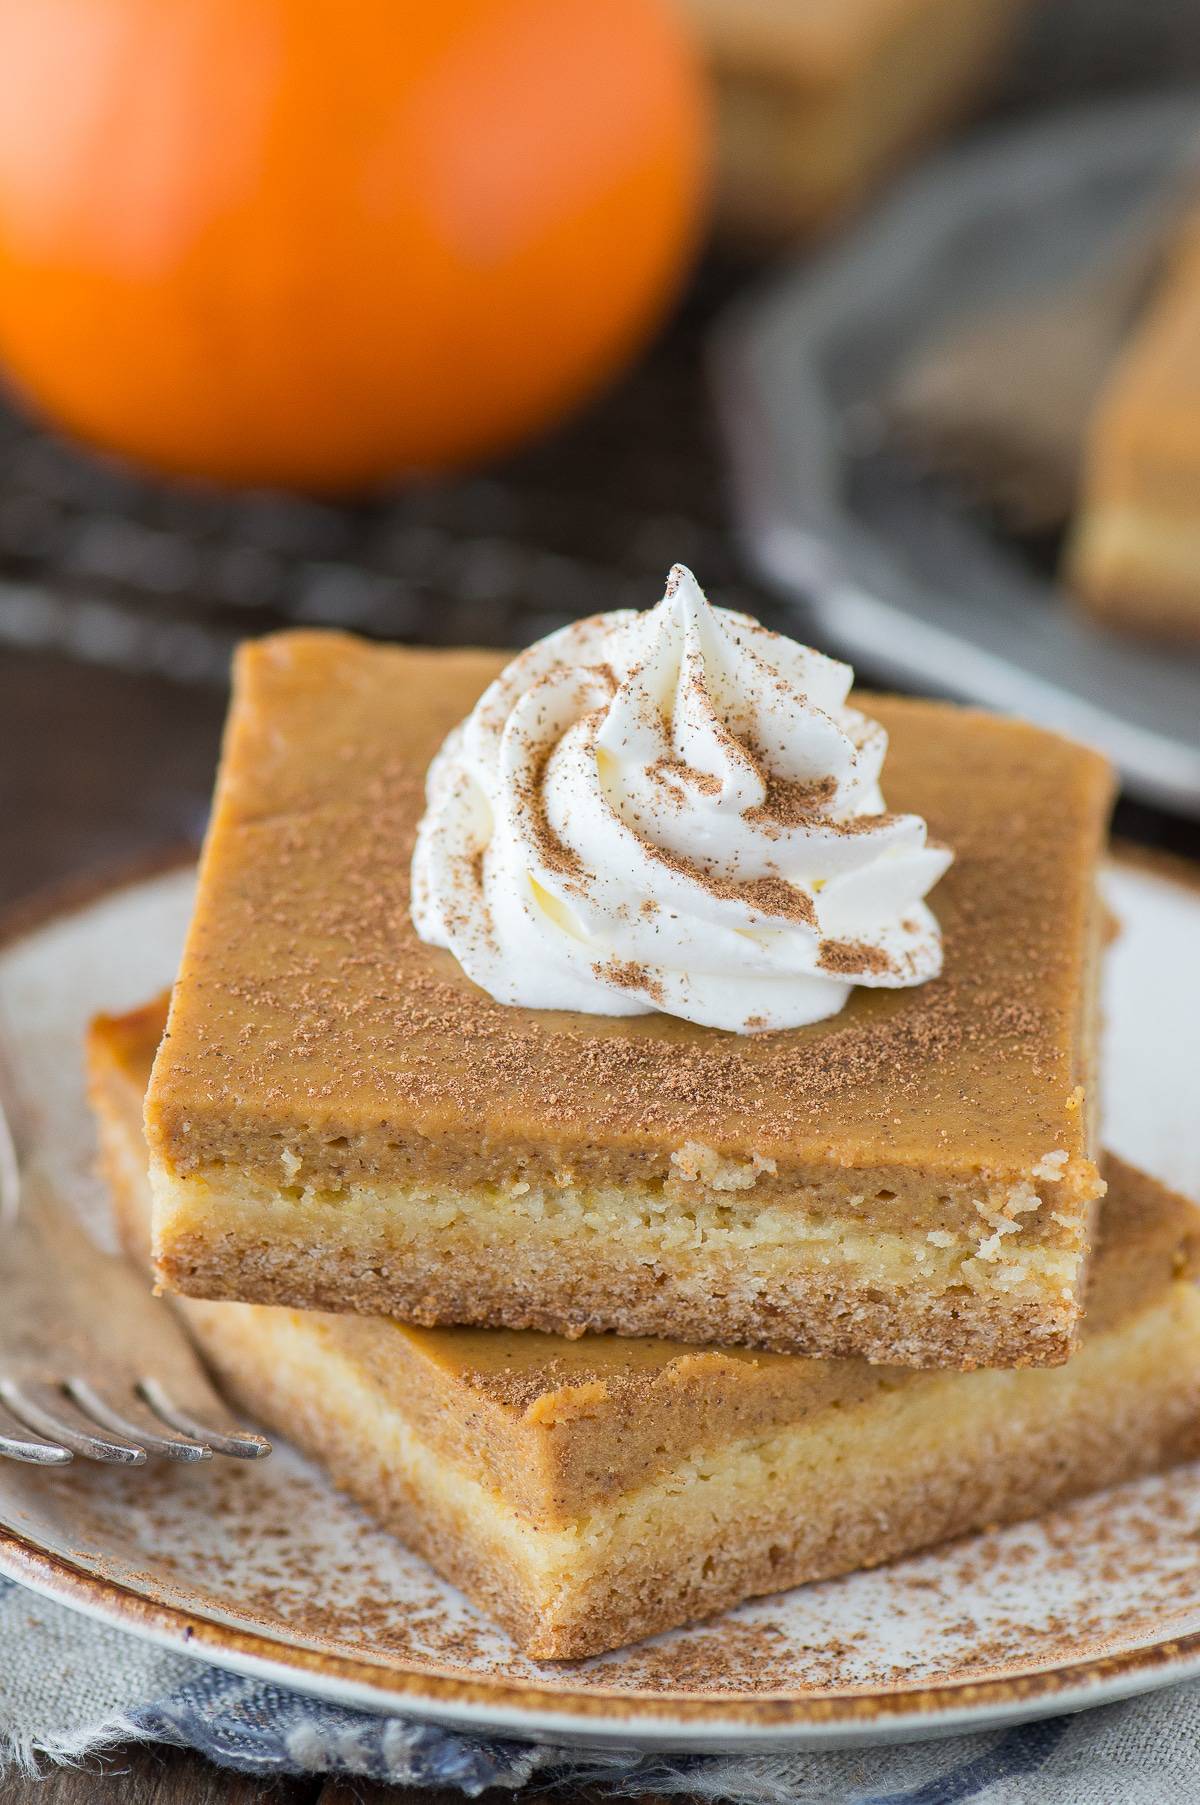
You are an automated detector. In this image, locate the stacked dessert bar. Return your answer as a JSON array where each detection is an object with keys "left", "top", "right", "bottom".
[
  {"left": 677, "top": 0, "right": 1031, "bottom": 244},
  {"left": 87, "top": 573, "right": 1200, "bottom": 1660},
  {"left": 1069, "top": 223, "right": 1200, "bottom": 641}
]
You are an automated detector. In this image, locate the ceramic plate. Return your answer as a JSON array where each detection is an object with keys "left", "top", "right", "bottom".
[{"left": 1, "top": 854, "right": 1199, "bottom": 1752}]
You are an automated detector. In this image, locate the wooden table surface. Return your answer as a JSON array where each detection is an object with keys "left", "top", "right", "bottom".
[
  {"left": 2, "top": 1757, "right": 575, "bottom": 1803},
  {"left": 3, "top": 1746, "right": 355, "bottom": 1800}
]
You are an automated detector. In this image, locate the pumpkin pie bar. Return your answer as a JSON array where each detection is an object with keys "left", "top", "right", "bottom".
[
  {"left": 1069, "top": 269, "right": 1200, "bottom": 640},
  {"left": 680, "top": 0, "right": 1029, "bottom": 243},
  {"left": 145, "top": 629, "right": 1112, "bottom": 1368},
  {"left": 96, "top": 999, "right": 1200, "bottom": 1660}
]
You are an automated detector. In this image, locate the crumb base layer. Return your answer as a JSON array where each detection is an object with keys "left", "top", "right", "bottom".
[{"left": 151, "top": 1165, "right": 1095, "bottom": 1369}]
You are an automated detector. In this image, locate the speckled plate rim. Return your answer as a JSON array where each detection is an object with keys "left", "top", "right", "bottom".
[{"left": 2, "top": 847, "right": 1200, "bottom": 1751}]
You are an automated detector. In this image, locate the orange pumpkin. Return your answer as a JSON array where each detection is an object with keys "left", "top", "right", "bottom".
[{"left": 0, "top": 0, "right": 707, "bottom": 491}]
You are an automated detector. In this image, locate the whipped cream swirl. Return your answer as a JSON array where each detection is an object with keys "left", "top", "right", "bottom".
[{"left": 411, "top": 566, "right": 952, "bottom": 1032}]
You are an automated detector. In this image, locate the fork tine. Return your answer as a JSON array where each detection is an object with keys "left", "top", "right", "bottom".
[
  {"left": 65, "top": 1379, "right": 211, "bottom": 1462},
  {"left": 138, "top": 1377, "right": 271, "bottom": 1459},
  {"left": 0, "top": 1399, "right": 72, "bottom": 1465},
  {"left": 0, "top": 1379, "right": 147, "bottom": 1464}
]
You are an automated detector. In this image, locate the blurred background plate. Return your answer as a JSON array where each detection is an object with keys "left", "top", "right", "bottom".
[{"left": 713, "top": 91, "right": 1200, "bottom": 814}]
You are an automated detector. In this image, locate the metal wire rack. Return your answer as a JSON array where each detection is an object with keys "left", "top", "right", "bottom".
[{"left": 0, "top": 264, "right": 785, "bottom": 688}]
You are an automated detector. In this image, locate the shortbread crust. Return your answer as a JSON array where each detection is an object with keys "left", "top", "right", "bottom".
[
  {"left": 96, "top": 1000, "right": 1200, "bottom": 1660},
  {"left": 145, "top": 632, "right": 1112, "bottom": 1365}
]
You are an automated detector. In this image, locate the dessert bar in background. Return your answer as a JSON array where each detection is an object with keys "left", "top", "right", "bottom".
[
  {"left": 95, "top": 997, "right": 1200, "bottom": 1661},
  {"left": 681, "top": 0, "right": 1030, "bottom": 242},
  {"left": 1070, "top": 233, "right": 1200, "bottom": 640},
  {"left": 143, "top": 631, "right": 1112, "bottom": 1368}
]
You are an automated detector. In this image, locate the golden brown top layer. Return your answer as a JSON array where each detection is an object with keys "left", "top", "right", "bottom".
[
  {"left": 145, "top": 631, "right": 1112, "bottom": 1189},
  {"left": 100, "top": 1001, "right": 1195, "bottom": 1525}
]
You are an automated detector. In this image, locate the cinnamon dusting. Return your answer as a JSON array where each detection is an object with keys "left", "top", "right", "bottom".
[
  {"left": 818, "top": 939, "right": 899, "bottom": 978},
  {"left": 593, "top": 957, "right": 666, "bottom": 1005}
]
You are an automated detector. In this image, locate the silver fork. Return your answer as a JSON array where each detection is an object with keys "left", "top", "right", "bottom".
[{"left": 0, "top": 1035, "right": 269, "bottom": 1467}]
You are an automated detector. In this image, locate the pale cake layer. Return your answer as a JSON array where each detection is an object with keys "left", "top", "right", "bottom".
[
  {"left": 151, "top": 1161, "right": 1090, "bottom": 1367},
  {"left": 144, "top": 633, "right": 1112, "bottom": 1365},
  {"left": 94, "top": 1004, "right": 1200, "bottom": 1658}
]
